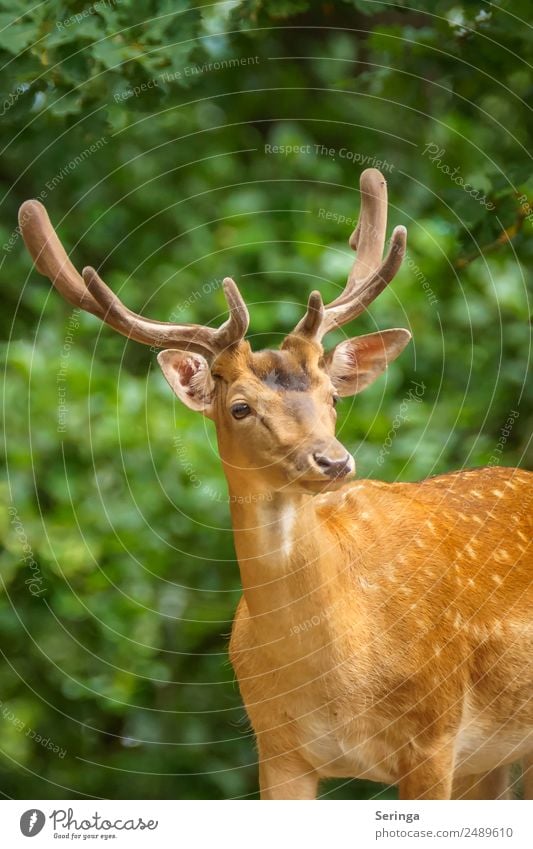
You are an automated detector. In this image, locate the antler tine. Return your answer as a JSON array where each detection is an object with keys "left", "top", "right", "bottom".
[
  {"left": 296, "top": 290, "right": 325, "bottom": 339},
  {"left": 80, "top": 266, "right": 215, "bottom": 355},
  {"left": 293, "top": 169, "right": 406, "bottom": 343},
  {"left": 216, "top": 277, "right": 250, "bottom": 350},
  {"left": 318, "top": 225, "right": 406, "bottom": 336},
  {"left": 82, "top": 268, "right": 249, "bottom": 355},
  {"left": 19, "top": 200, "right": 249, "bottom": 358},
  {"left": 19, "top": 200, "right": 105, "bottom": 318},
  {"left": 343, "top": 167, "right": 388, "bottom": 297}
]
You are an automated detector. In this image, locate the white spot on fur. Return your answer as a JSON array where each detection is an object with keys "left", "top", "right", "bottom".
[
  {"left": 358, "top": 576, "right": 377, "bottom": 590},
  {"left": 279, "top": 505, "right": 296, "bottom": 558}
]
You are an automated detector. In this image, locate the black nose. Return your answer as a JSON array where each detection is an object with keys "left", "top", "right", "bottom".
[{"left": 313, "top": 451, "right": 352, "bottom": 479}]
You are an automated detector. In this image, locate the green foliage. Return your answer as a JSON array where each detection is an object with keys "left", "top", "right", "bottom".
[{"left": 1, "top": 0, "right": 531, "bottom": 799}]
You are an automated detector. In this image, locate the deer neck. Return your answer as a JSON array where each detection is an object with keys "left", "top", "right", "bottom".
[{"left": 226, "top": 476, "right": 342, "bottom": 629}]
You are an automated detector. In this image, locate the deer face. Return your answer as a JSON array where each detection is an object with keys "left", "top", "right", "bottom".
[{"left": 157, "top": 327, "right": 410, "bottom": 494}]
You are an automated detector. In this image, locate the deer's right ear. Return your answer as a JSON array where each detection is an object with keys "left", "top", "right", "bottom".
[{"left": 157, "top": 350, "right": 215, "bottom": 416}]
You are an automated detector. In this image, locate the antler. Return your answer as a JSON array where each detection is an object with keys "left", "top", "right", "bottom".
[
  {"left": 18, "top": 199, "right": 249, "bottom": 359},
  {"left": 293, "top": 168, "right": 407, "bottom": 342}
]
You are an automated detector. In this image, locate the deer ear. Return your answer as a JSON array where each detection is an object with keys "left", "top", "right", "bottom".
[
  {"left": 157, "top": 350, "right": 215, "bottom": 416},
  {"left": 324, "top": 329, "right": 412, "bottom": 396}
]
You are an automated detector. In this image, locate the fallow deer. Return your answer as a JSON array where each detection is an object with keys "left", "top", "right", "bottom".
[{"left": 19, "top": 169, "right": 533, "bottom": 800}]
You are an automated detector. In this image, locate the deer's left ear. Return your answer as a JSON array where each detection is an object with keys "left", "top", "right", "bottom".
[
  {"left": 157, "top": 350, "right": 215, "bottom": 416},
  {"left": 324, "top": 329, "right": 412, "bottom": 396}
]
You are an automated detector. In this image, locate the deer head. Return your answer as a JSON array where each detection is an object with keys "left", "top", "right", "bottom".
[{"left": 19, "top": 168, "right": 410, "bottom": 494}]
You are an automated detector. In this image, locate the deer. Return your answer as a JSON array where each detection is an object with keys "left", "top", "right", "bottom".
[{"left": 19, "top": 168, "right": 533, "bottom": 800}]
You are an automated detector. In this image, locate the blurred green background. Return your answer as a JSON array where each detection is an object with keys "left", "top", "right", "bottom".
[{"left": 1, "top": 0, "right": 531, "bottom": 799}]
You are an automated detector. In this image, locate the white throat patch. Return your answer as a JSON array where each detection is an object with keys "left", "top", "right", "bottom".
[{"left": 257, "top": 502, "right": 297, "bottom": 561}]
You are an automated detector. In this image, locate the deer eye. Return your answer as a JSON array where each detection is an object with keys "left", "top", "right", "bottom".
[{"left": 231, "top": 402, "right": 251, "bottom": 420}]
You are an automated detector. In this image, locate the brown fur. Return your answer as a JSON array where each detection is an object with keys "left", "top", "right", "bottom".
[{"left": 230, "top": 468, "right": 532, "bottom": 799}]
